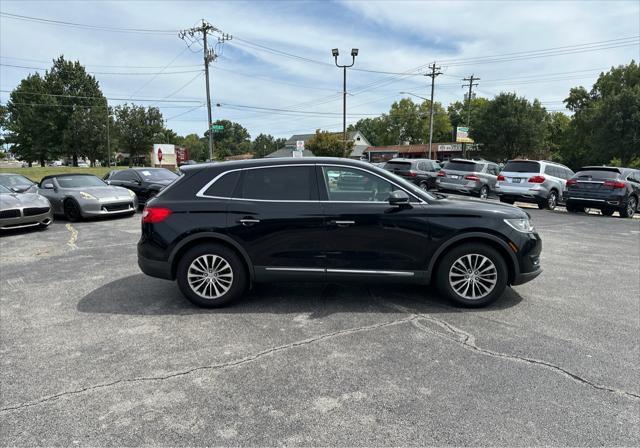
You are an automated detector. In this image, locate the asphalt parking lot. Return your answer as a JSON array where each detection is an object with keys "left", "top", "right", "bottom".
[{"left": 1, "top": 202, "right": 639, "bottom": 446}]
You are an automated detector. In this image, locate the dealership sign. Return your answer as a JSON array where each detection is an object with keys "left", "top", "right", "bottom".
[{"left": 456, "top": 126, "right": 474, "bottom": 143}]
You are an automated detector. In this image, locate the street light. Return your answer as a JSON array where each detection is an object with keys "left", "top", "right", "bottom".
[
  {"left": 399, "top": 91, "right": 435, "bottom": 160},
  {"left": 333, "top": 47, "right": 358, "bottom": 157}
]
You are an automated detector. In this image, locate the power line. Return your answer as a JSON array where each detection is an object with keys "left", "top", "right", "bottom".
[
  {"left": 0, "top": 63, "right": 203, "bottom": 76},
  {"left": 164, "top": 72, "right": 204, "bottom": 98},
  {"left": 0, "top": 89, "right": 202, "bottom": 103},
  {"left": 128, "top": 46, "right": 192, "bottom": 98},
  {"left": 0, "top": 55, "right": 201, "bottom": 69},
  {"left": 0, "top": 12, "right": 178, "bottom": 34}
]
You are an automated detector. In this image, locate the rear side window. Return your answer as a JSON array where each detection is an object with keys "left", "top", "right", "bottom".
[
  {"left": 503, "top": 161, "right": 540, "bottom": 173},
  {"left": 111, "top": 170, "right": 133, "bottom": 181},
  {"left": 240, "top": 166, "right": 316, "bottom": 201},
  {"left": 203, "top": 171, "right": 240, "bottom": 198},
  {"left": 443, "top": 161, "right": 480, "bottom": 172},
  {"left": 487, "top": 164, "right": 499, "bottom": 175},
  {"left": 385, "top": 161, "right": 412, "bottom": 170}
]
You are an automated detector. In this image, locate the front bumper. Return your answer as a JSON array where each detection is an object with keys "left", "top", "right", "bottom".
[
  {"left": 512, "top": 267, "right": 543, "bottom": 285},
  {"left": 0, "top": 211, "right": 53, "bottom": 230},
  {"left": 80, "top": 199, "right": 137, "bottom": 217}
]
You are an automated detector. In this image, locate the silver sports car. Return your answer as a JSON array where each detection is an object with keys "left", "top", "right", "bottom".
[
  {"left": 38, "top": 174, "right": 138, "bottom": 221},
  {"left": 0, "top": 184, "right": 54, "bottom": 230}
]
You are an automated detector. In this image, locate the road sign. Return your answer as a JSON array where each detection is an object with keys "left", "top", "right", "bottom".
[
  {"left": 456, "top": 126, "right": 474, "bottom": 143},
  {"left": 211, "top": 124, "right": 224, "bottom": 133},
  {"left": 296, "top": 140, "right": 305, "bottom": 150},
  {"left": 292, "top": 150, "right": 303, "bottom": 158},
  {"left": 157, "top": 148, "right": 163, "bottom": 163}
]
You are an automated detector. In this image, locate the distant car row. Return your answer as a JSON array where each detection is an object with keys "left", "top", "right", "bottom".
[
  {"left": 379, "top": 157, "right": 639, "bottom": 218},
  {"left": 0, "top": 168, "right": 179, "bottom": 231}
]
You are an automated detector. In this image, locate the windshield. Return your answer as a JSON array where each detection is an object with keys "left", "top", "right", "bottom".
[
  {"left": 138, "top": 169, "right": 178, "bottom": 182},
  {"left": 503, "top": 161, "right": 540, "bottom": 173},
  {"left": 443, "top": 161, "right": 481, "bottom": 172},
  {"left": 0, "top": 174, "right": 34, "bottom": 187},
  {"left": 54, "top": 175, "right": 106, "bottom": 188},
  {"left": 0, "top": 184, "right": 11, "bottom": 193}
]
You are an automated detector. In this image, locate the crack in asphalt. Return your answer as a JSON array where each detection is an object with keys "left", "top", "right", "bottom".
[
  {"left": 0, "top": 315, "right": 417, "bottom": 414},
  {"left": 381, "top": 300, "right": 640, "bottom": 401}
]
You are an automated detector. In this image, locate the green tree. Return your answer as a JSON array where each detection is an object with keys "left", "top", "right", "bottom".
[
  {"left": 471, "top": 92, "right": 547, "bottom": 161},
  {"left": 447, "top": 97, "right": 490, "bottom": 137},
  {"left": 563, "top": 61, "right": 639, "bottom": 167},
  {"left": 5, "top": 73, "right": 57, "bottom": 166},
  {"left": 252, "top": 133, "right": 279, "bottom": 158},
  {"left": 177, "top": 133, "right": 208, "bottom": 161},
  {"left": 64, "top": 106, "right": 108, "bottom": 167},
  {"left": 543, "top": 112, "right": 571, "bottom": 161},
  {"left": 418, "top": 100, "right": 453, "bottom": 143},
  {"left": 306, "top": 129, "right": 353, "bottom": 157},
  {"left": 113, "top": 104, "right": 164, "bottom": 165},
  {"left": 45, "top": 56, "right": 107, "bottom": 166},
  {"left": 210, "top": 119, "right": 251, "bottom": 159}
]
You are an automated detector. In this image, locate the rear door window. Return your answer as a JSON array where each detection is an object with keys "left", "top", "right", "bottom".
[
  {"left": 239, "top": 166, "right": 316, "bottom": 201},
  {"left": 503, "top": 161, "right": 540, "bottom": 173}
]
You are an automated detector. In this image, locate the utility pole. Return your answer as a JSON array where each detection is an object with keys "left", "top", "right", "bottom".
[
  {"left": 105, "top": 98, "right": 111, "bottom": 168},
  {"left": 332, "top": 48, "right": 358, "bottom": 157},
  {"left": 179, "top": 21, "right": 231, "bottom": 161},
  {"left": 425, "top": 62, "right": 442, "bottom": 160},
  {"left": 461, "top": 74, "right": 480, "bottom": 158}
]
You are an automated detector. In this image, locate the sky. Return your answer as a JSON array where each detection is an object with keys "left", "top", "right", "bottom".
[{"left": 1, "top": 0, "right": 639, "bottom": 142}]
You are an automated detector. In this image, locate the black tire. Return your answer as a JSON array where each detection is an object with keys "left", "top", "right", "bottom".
[
  {"left": 566, "top": 203, "right": 585, "bottom": 213},
  {"left": 436, "top": 243, "right": 508, "bottom": 307},
  {"left": 499, "top": 197, "right": 515, "bottom": 205},
  {"left": 176, "top": 243, "right": 247, "bottom": 308},
  {"left": 63, "top": 198, "right": 82, "bottom": 222},
  {"left": 418, "top": 181, "right": 429, "bottom": 191},
  {"left": 477, "top": 185, "right": 489, "bottom": 200},
  {"left": 541, "top": 190, "right": 558, "bottom": 210},
  {"left": 600, "top": 209, "right": 615, "bottom": 217},
  {"left": 620, "top": 196, "right": 637, "bottom": 219}
]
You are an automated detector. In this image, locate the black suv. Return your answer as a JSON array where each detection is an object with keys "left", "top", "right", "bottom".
[
  {"left": 138, "top": 158, "right": 542, "bottom": 308},
  {"left": 564, "top": 166, "right": 640, "bottom": 218},
  {"left": 383, "top": 158, "right": 440, "bottom": 190}
]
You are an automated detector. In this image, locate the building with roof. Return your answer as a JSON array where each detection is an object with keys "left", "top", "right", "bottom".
[
  {"left": 281, "top": 130, "right": 371, "bottom": 159},
  {"left": 364, "top": 143, "right": 479, "bottom": 163}
]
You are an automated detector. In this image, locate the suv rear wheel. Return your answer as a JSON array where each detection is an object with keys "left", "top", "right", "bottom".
[
  {"left": 478, "top": 185, "right": 489, "bottom": 200},
  {"left": 176, "top": 243, "right": 247, "bottom": 307},
  {"left": 538, "top": 190, "right": 558, "bottom": 210},
  {"left": 620, "top": 196, "right": 637, "bottom": 219},
  {"left": 436, "top": 243, "right": 508, "bottom": 307}
]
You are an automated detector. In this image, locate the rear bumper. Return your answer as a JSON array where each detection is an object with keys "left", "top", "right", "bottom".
[
  {"left": 564, "top": 195, "right": 626, "bottom": 208},
  {"left": 138, "top": 251, "right": 172, "bottom": 280},
  {"left": 496, "top": 184, "right": 548, "bottom": 202}
]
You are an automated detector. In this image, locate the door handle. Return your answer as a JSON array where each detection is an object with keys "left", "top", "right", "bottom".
[
  {"left": 238, "top": 218, "right": 260, "bottom": 226},
  {"left": 330, "top": 220, "right": 355, "bottom": 227}
]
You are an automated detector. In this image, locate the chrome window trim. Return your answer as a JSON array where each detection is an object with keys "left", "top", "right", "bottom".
[
  {"left": 196, "top": 163, "right": 426, "bottom": 204},
  {"left": 264, "top": 267, "right": 415, "bottom": 276}
]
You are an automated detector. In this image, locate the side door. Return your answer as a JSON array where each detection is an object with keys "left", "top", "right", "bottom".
[
  {"left": 318, "top": 164, "right": 431, "bottom": 278},
  {"left": 225, "top": 165, "right": 326, "bottom": 280}
]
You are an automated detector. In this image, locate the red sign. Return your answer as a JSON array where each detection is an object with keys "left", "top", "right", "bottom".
[
  {"left": 176, "top": 147, "right": 189, "bottom": 164},
  {"left": 157, "top": 148, "right": 163, "bottom": 162}
]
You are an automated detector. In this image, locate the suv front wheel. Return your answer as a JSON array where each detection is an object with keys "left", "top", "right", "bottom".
[
  {"left": 176, "top": 243, "right": 247, "bottom": 307},
  {"left": 436, "top": 243, "right": 508, "bottom": 307}
]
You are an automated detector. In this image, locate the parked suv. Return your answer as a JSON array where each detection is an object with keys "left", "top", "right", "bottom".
[
  {"left": 138, "top": 158, "right": 542, "bottom": 308},
  {"left": 564, "top": 166, "right": 640, "bottom": 218},
  {"left": 384, "top": 158, "right": 440, "bottom": 190},
  {"left": 436, "top": 159, "right": 500, "bottom": 198},
  {"left": 496, "top": 160, "right": 574, "bottom": 210}
]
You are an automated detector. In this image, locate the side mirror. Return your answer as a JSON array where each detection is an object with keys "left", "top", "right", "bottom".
[
  {"left": 388, "top": 190, "right": 410, "bottom": 206},
  {"left": 41, "top": 182, "right": 54, "bottom": 189}
]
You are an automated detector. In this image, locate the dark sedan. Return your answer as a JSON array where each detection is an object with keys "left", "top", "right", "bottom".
[
  {"left": 564, "top": 166, "right": 640, "bottom": 218},
  {"left": 104, "top": 168, "right": 179, "bottom": 206}
]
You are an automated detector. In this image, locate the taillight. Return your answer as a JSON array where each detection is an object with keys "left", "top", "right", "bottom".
[
  {"left": 603, "top": 180, "right": 625, "bottom": 189},
  {"left": 437, "top": 170, "right": 446, "bottom": 177},
  {"left": 408, "top": 170, "right": 417, "bottom": 177},
  {"left": 528, "top": 175, "right": 545, "bottom": 184},
  {"left": 566, "top": 179, "right": 577, "bottom": 187},
  {"left": 464, "top": 175, "right": 480, "bottom": 182},
  {"left": 142, "top": 206, "right": 172, "bottom": 223},
  {"left": 497, "top": 174, "right": 505, "bottom": 181}
]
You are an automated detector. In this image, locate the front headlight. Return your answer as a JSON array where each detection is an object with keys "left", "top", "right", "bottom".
[
  {"left": 79, "top": 191, "right": 97, "bottom": 200},
  {"left": 504, "top": 218, "right": 535, "bottom": 233},
  {"left": 127, "top": 189, "right": 136, "bottom": 197}
]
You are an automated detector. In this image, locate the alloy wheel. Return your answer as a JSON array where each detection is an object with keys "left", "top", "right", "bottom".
[
  {"left": 548, "top": 192, "right": 557, "bottom": 210},
  {"left": 628, "top": 198, "right": 636, "bottom": 218},
  {"left": 187, "top": 254, "right": 234, "bottom": 299},
  {"left": 448, "top": 254, "right": 498, "bottom": 300},
  {"left": 480, "top": 186, "right": 489, "bottom": 199}
]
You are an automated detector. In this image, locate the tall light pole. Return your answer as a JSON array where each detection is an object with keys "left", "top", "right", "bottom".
[{"left": 332, "top": 48, "right": 358, "bottom": 158}]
